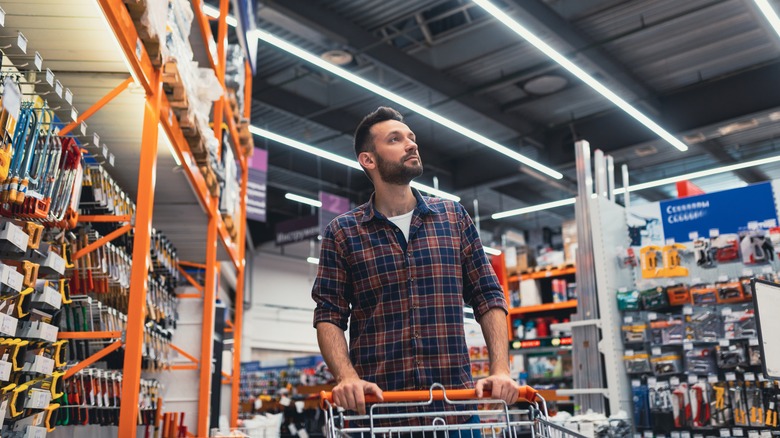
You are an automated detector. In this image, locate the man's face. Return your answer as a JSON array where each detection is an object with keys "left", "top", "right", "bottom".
[{"left": 368, "top": 119, "right": 423, "bottom": 185}]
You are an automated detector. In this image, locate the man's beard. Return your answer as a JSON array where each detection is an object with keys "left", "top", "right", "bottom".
[{"left": 375, "top": 152, "right": 424, "bottom": 185}]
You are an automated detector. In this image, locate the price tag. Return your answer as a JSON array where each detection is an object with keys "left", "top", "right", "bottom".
[
  {"left": 683, "top": 306, "right": 693, "bottom": 315},
  {"left": 65, "top": 88, "right": 73, "bottom": 105},
  {"left": 725, "top": 372, "right": 736, "bottom": 382},
  {"left": 17, "top": 31, "right": 27, "bottom": 53},
  {"left": 761, "top": 430, "right": 773, "bottom": 438},
  {"left": 689, "top": 231, "right": 699, "bottom": 241},
  {"left": 102, "top": 144, "right": 108, "bottom": 159},
  {"left": 708, "top": 375, "right": 719, "bottom": 383},
  {"left": 93, "top": 133, "right": 100, "bottom": 148},
  {"left": 136, "top": 39, "right": 142, "bottom": 60},
  {"left": 749, "top": 338, "right": 759, "bottom": 346},
  {"left": 648, "top": 377, "right": 657, "bottom": 386},
  {"left": 683, "top": 341, "right": 693, "bottom": 351},
  {"left": 2, "top": 77, "right": 21, "bottom": 121},
  {"left": 692, "top": 277, "right": 702, "bottom": 285},
  {"left": 719, "top": 429, "right": 730, "bottom": 438},
  {"left": 666, "top": 238, "right": 675, "bottom": 245},
  {"left": 682, "top": 433, "right": 691, "bottom": 438},
  {"left": 758, "top": 374, "right": 766, "bottom": 382},
  {"left": 765, "top": 218, "right": 777, "bottom": 228},
  {"left": 719, "top": 339, "right": 730, "bottom": 347},
  {"left": 71, "top": 108, "right": 78, "bottom": 122},
  {"left": 80, "top": 122, "right": 87, "bottom": 136},
  {"left": 648, "top": 312, "right": 658, "bottom": 321},
  {"left": 671, "top": 432, "right": 681, "bottom": 438},
  {"left": 644, "top": 432, "right": 654, "bottom": 438},
  {"left": 54, "top": 80, "right": 63, "bottom": 98},
  {"left": 748, "top": 431, "right": 760, "bottom": 438},
  {"left": 45, "top": 69, "right": 54, "bottom": 87},
  {"left": 253, "top": 398, "right": 262, "bottom": 410},
  {"left": 652, "top": 347, "right": 662, "bottom": 356},
  {"left": 721, "top": 307, "right": 732, "bottom": 316},
  {"left": 688, "top": 375, "right": 698, "bottom": 384},
  {"left": 710, "top": 229, "right": 720, "bottom": 238},
  {"left": 742, "top": 269, "right": 754, "bottom": 277},
  {"left": 762, "top": 266, "right": 774, "bottom": 274},
  {"left": 279, "top": 396, "right": 291, "bottom": 407},
  {"left": 744, "top": 372, "right": 755, "bottom": 381},
  {"left": 109, "top": 153, "right": 115, "bottom": 167},
  {"left": 625, "top": 349, "right": 635, "bottom": 357},
  {"left": 624, "top": 316, "right": 633, "bottom": 323},
  {"left": 631, "top": 379, "right": 641, "bottom": 388},
  {"left": 718, "top": 275, "right": 729, "bottom": 282},
  {"left": 748, "top": 221, "right": 759, "bottom": 231},
  {"left": 0, "top": 361, "right": 11, "bottom": 381},
  {"left": 0, "top": 6, "right": 5, "bottom": 26},
  {"left": 670, "top": 376, "right": 680, "bottom": 386},
  {"left": 34, "top": 52, "right": 42, "bottom": 71},
  {"left": 733, "top": 428, "right": 744, "bottom": 437},
  {"left": 618, "top": 287, "right": 628, "bottom": 293}
]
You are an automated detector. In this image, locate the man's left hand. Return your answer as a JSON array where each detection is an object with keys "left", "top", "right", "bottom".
[{"left": 474, "top": 373, "right": 521, "bottom": 405}]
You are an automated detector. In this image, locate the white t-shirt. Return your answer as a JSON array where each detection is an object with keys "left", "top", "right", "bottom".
[{"left": 387, "top": 210, "right": 414, "bottom": 243}]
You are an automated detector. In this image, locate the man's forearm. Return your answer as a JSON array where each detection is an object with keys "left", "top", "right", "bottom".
[
  {"left": 478, "top": 307, "right": 510, "bottom": 375},
  {"left": 316, "top": 322, "right": 359, "bottom": 381}
]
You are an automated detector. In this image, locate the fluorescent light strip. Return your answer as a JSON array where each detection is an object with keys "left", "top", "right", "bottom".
[
  {"left": 249, "top": 125, "right": 462, "bottom": 202},
  {"left": 473, "top": 0, "right": 688, "bottom": 153},
  {"left": 483, "top": 246, "right": 502, "bottom": 256},
  {"left": 493, "top": 152, "right": 780, "bottom": 219},
  {"left": 307, "top": 257, "right": 320, "bottom": 265},
  {"left": 285, "top": 193, "right": 322, "bottom": 207},
  {"left": 755, "top": 0, "right": 780, "bottom": 39},
  {"left": 492, "top": 198, "right": 576, "bottom": 219},
  {"left": 253, "top": 29, "right": 563, "bottom": 180},
  {"left": 202, "top": 3, "right": 238, "bottom": 27}
]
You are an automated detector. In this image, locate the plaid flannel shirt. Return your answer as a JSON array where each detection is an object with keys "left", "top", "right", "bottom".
[{"left": 312, "top": 189, "right": 507, "bottom": 426}]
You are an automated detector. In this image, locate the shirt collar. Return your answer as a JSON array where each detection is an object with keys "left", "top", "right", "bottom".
[{"left": 360, "top": 188, "right": 433, "bottom": 223}]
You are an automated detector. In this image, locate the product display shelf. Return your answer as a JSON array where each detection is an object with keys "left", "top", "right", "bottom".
[
  {"left": 507, "top": 300, "right": 578, "bottom": 316},
  {"left": 0, "top": 0, "right": 255, "bottom": 436},
  {"left": 511, "top": 266, "right": 577, "bottom": 281}
]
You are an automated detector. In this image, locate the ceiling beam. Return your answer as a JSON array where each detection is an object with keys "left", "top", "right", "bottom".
[
  {"left": 507, "top": 0, "right": 661, "bottom": 113},
  {"left": 698, "top": 139, "right": 769, "bottom": 184},
  {"left": 260, "top": 0, "right": 547, "bottom": 148}
]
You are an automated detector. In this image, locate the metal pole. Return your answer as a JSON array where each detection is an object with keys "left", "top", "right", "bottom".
[
  {"left": 606, "top": 155, "right": 615, "bottom": 202},
  {"left": 230, "top": 153, "right": 249, "bottom": 427},
  {"left": 572, "top": 140, "right": 605, "bottom": 414},
  {"left": 198, "top": 216, "right": 219, "bottom": 437},
  {"left": 621, "top": 164, "right": 630, "bottom": 208}
]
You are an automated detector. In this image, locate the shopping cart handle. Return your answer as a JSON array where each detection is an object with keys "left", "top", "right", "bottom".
[{"left": 319, "top": 386, "right": 538, "bottom": 409}]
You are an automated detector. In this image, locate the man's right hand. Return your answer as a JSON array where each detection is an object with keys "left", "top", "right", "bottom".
[{"left": 331, "top": 377, "right": 384, "bottom": 415}]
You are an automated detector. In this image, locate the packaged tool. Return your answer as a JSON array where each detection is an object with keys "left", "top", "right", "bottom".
[
  {"left": 685, "top": 307, "right": 722, "bottom": 342},
  {"left": 650, "top": 352, "right": 683, "bottom": 376},
  {"left": 649, "top": 314, "right": 684, "bottom": 345},
  {"left": 685, "top": 346, "right": 717, "bottom": 375},
  {"left": 623, "top": 350, "right": 652, "bottom": 375},
  {"left": 640, "top": 286, "right": 669, "bottom": 310}
]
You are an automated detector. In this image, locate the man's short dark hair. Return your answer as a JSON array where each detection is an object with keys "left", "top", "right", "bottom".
[{"left": 353, "top": 107, "right": 404, "bottom": 158}]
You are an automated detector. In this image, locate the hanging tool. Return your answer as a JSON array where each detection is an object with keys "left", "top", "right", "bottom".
[
  {"left": 640, "top": 245, "right": 661, "bottom": 278},
  {"left": 658, "top": 243, "right": 689, "bottom": 277}
]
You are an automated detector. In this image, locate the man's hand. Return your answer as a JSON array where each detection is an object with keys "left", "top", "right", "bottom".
[
  {"left": 474, "top": 373, "right": 521, "bottom": 405},
  {"left": 331, "top": 377, "right": 384, "bottom": 415}
]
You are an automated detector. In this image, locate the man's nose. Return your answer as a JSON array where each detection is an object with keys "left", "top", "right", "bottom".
[{"left": 405, "top": 139, "right": 418, "bottom": 152}]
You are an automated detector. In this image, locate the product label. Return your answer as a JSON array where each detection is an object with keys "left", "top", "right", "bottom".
[
  {"left": 34, "top": 52, "right": 42, "bottom": 71},
  {"left": 65, "top": 88, "right": 73, "bottom": 105},
  {"left": 45, "top": 69, "right": 54, "bottom": 87},
  {"left": 80, "top": 121, "right": 87, "bottom": 136},
  {"left": 2, "top": 77, "right": 21, "bottom": 121},
  {"left": 17, "top": 31, "right": 26, "bottom": 53},
  {"left": 55, "top": 80, "right": 63, "bottom": 98},
  {"left": 71, "top": 108, "right": 78, "bottom": 122}
]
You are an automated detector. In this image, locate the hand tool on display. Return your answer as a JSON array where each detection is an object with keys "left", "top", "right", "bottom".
[
  {"left": 671, "top": 383, "right": 691, "bottom": 428},
  {"left": 640, "top": 245, "right": 661, "bottom": 278},
  {"left": 658, "top": 243, "right": 689, "bottom": 277}
]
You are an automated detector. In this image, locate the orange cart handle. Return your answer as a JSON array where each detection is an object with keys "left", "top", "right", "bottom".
[{"left": 319, "top": 386, "right": 538, "bottom": 409}]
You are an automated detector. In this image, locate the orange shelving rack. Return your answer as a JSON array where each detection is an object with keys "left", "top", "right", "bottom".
[{"left": 82, "top": 1, "right": 252, "bottom": 437}]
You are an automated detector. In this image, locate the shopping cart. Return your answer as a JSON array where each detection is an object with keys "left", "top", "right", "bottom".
[{"left": 320, "top": 383, "right": 588, "bottom": 438}]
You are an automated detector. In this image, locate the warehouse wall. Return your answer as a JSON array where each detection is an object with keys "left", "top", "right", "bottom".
[{"left": 243, "top": 248, "right": 321, "bottom": 357}]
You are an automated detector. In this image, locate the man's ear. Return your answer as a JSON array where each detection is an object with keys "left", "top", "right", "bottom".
[{"left": 358, "top": 152, "right": 375, "bottom": 170}]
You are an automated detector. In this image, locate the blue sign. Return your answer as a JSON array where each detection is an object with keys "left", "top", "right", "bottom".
[
  {"left": 660, "top": 181, "right": 778, "bottom": 242},
  {"left": 242, "top": 355, "right": 324, "bottom": 373}
]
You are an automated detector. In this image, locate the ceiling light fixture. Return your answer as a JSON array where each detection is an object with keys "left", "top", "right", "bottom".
[
  {"left": 307, "top": 257, "right": 320, "bottom": 265},
  {"left": 285, "top": 193, "right": 322, "bottom": 208},
  {"left": 483, "top": 246, "right": 502, "bottom": 256},
  {"left": 249, "top": 125, "right": 462, "bottom": 202},
  {"left": 472, "top": 0, "right": 689, "bottom": 153},
  {"left": 755, "top": 0, "right": 780, "bottom": 39},
  {"left": 202, "top": 3, "right": 238, "bottom": 27},
  {"left": 252, "top": 29, "right": 563, "bottom": 180},
  {"left": 492, "top": 152, "right": 780, "bottom": 219}
]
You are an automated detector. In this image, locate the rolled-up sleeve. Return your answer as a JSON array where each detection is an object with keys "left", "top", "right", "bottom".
[
  {"left": 312, "top": 221, "right": 352, "bottom": 330},
  {"left": 457, "top": 203, "right": 508, "bottom": 319}
]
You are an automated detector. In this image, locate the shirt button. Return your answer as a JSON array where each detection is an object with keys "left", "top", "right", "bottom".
[
  {"left": 414, "top": 332, "right": 420, "bottom": 338},
  {"left": 416, "top": 360, "right": 422, "bottom": 366}
]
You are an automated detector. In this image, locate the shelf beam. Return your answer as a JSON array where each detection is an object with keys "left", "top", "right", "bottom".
[
  {"left": 117, "top": 66, "right": 162, "bottom": 438},
  {"left": 73, "top": 224, "right": 132, "bottom": 261},
  {"left": 170, "top": 343, "right": 200, "bottom": 366},
  {"left": 96, "top": 0, "right": 154, "bottom": 95},
  {"left": 58, "top": 331, "right": 122, "bottom": 340},
  {"left": 177, "top": 264, "right": 204, "bottom": 293},
  {"left": 507, "top": 300, "right": 578, "bottom": 316},
  {"left": 198, "top": 214, "right": 220, "bottom": 437},
  {"left": 64, "top": 340, "right": 123, "bottom": 379},
  {"left": 78, "top": 214, "right": 132, "bottom": 223},
  {"left": 230, "top": 142, "right": 249, "bottom": 428},
  {"left": 59, "top": 76, "right": 134, "bottom": 136}
]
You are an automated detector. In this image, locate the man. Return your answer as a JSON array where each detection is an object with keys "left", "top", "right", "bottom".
[{"left": 312, "top": 107, "right": 520, "bottom": 427}]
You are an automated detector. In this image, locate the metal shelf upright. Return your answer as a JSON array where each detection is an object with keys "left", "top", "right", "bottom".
[{"left": 94, "top": 0, "right": 251, "bottom": 437}]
